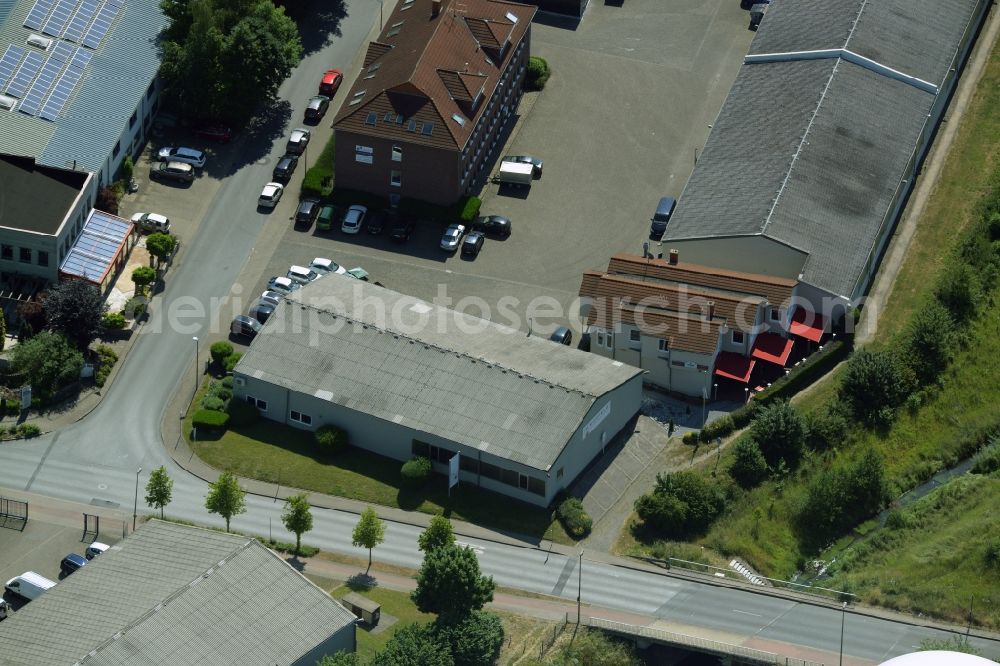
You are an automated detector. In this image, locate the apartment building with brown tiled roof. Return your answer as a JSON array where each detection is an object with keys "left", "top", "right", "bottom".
[{"left": 333, "top": 0, "right": 536, "bottom": 206}]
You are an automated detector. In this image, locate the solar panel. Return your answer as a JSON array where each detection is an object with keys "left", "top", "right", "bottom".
[
  {"left": 23, "top": 0, "right": 55, "bottom": 30},
  {"left": 69, "top": 47, "right": 91, "bottom": 70},
  {"left": 63, "top": 0, "right": 99, "bottom": 43},
  {"left": 18, "top": 56, "right": 62, "bottom": 116},
  {"left": 81, "top": 1, "right": 119, "bottom": 49},
  {"left": 0, "top": 46, "right": 25, "bottom": 90},
  {"left": 50, "top": 40, "right": 73, "bottom": 63},
  {"left": 39, "top": 65, "right": 81, "bottom": 120},
  {"left": 6, "top": 51, "right": 44, "bottom": 98},
  {"left": 40, "top": 0, "right": 76, "bottom": 37}
]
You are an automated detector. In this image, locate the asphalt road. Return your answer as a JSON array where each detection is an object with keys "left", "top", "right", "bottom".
[{"left": 0, "top": 1, "right": 998, "bottom": 663}]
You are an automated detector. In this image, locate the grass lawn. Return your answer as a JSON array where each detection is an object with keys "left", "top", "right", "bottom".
[{"left": 186, "top": 389, "right": 572, "bottom": 545}]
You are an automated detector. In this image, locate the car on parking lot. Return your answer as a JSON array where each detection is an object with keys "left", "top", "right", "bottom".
[
  {"left": 156, "top": 146, "right": 206, "bottom": 168},
  {"left": 259, "top": 182, "right": 284, "bottom": 209},
  {"left": 287, "top": 265, "right": 321, "bottom": 285},
  {"left": 316, "top": 204, "right": 337, "bottom": 231},
  {"left": 296, "top": 198, "right": 321, "bottom": 227},
  {"left": 272, "top": 154, "right": 299, "bottom": 182},
  {"left": 341, "top": 205, "right": 367, "bottom": 234},
  {"left": 0, "top": 597, "right": 8, "bottom": 620},
  {"left": 390, "top": 215, "right": 416, "bottom": 242},
  {"left": 260, "top": 290, "right": 284, "bottom": 307},
  {"left": 440, "top": 223, "right": 466, "bottom": 252},
  {"left": 194, "top": 122, "right": 233, "bottom": 143},
  {"left": 150, "top": 161, "right": 195, "bottom": 183},
  {"left": 472, "top": 214, "right": 511, "bottom": 239},
  {"left": 231, "top": 314, "right": 262, "bottom": 339},
  {"left": 319, "top": 69, "right": 343, "bottom": 96},
  {"left": 85, "top": 542, "right": 109, "bottom": 559},
  {"left": 286, "top": 128, "right": 311, "bottom": 154},
  {"left": 550, "top": 326, "right": 573, "bottom": 346},
  {"left": 649, "top": 196, "right": 676, "bottom": 240},
  {"left": 366, "top": 209, "right": 387, "bottom": 235},
  {"left": 503, "top": 155, "right": 543, "bottom": 178},
  {"left": 60, "top": 553, "right": 87, "bottom": 576},
  {"left": 311, "top": 257, "right": 347, "bottom": 275},
  {"left": 249, "top": 299, "right": 276, "bottom": 324},
  {"left": 461, "top": 231, "right": 485, "bottom": 258},
  {"left": 304, "top": 95, "right": 330, "bottom": 122},
  {"left": 267, "top": 276, "right": 301, "bottom": 295},
  {"left": 346, "top": 267, "right": 370, "bottom": 281},
  {"left": 130, "top": 212, "right": 171, "bottom": 234}
]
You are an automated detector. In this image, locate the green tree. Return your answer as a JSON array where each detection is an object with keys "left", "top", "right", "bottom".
[
  {"left": 839, "top": 348, "right": 915, "bottom": 426},
  {"left": 131, "top": 266, "right": 156, "bottom": 294},
  {"left": 144, "top": 465, "right": 173, "bottom": 519},
  {"left": 205, "top": 471, "right": 246, "bottom": 531},
  {"left": 432, "top": 611, "right": 504, "bottom": 666},
  {"left": 418, "top": 515, "right": 456, "bottom": 553},
  {"left": 43, "top": 280, "right": 107, "bottom": 349},
  {"left": 935, "top": 262, "right": 981, "bottom": 322},
  {"left": 729, "top": 438, "right": 769, "bottom": 488},
  {"left": 372, "top": 624, "right": 453, "bottom": 666},
  {"left": 281, "top": 493, "right": 313, "bottom": 556},
  {"left": 145, "top": 233, "right": 176, "bottom": 269},
  {"left": 210, "top": 341, "right": 234, "bottom": 367},
  {"left": 749, "top": 400, "right": 806, "bottom": 468},
  {"left": 903, "top": 300, "right": 955, "bottom": 383},
  {"left": 797, "top": 449, "right": 886, "bottom": 544},
  {"left": 316, "top": 652, "right": 360, "bottom": 666},
  {"left": 10, "top": 331, "right": 84, "bottom": 391},
  {"left": 352, "top": 507, "right": 385, "bottom": 573},
  {"left": 634, "top": 471, "right": 726, "bottom": 537},
  {"left": 411, "top": 544, "right": 495, "bottom": 624}
]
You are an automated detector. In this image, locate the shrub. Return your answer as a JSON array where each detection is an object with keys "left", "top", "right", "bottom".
[
  {"left": 558, "top": 628, "right": 643, "bottom": 666},
  {"left": 372, "top": 624, "right": 452, "bottom": 666},
  {"left": 10, "top": 331, "right": 83, "bottom": 391},
  {"left": 223, "top": 353, "right": 242, "bottom": 372},
  {"left": 839, "top": 348, "right": 915, "bottom": 426},
  {"left": 210, "top": 341, "right": 234, "bottom": 367},
  {"left": 201, "top": 396, "right": 226, "bottom": 412},
  {"left": 221, "top": 376, "right": 234, "bottom": 389},
  {"left": 700, "top": 414, "right": 734, "bottom": 443},
  {"left": 729, "top": 438, "right": 769, "bottom": 488},
  {"left": 227, "top": 398, "right": 260, "bottom": 427},
  {"left": 401, "top": 456, "right": 433, "bottom": 486},
  {"left": 192, "top": 409, "right": 230, "bottom": 430},
  {"left": 902, "top": 300, "right": 954, "bottom": 383},
  {"left": 16, "top": 423, "right": 40, "bottom": 439},
  {"left": 971, "top": 437, "right": 1000, "bottom": 475},
  {"left": 754, "top": 339, "right": 852, "bottom": 405},
  {"left": 805, "top": 400, "right": 850, "bottom": 451},
  {"left": 797, "top": 449, "right": 886, "bottom": 545},
  {"left": 525, "top": 56, "right": 550, "bottom": 90},
  {"left": 433, "top": 611, "right": 504, "bottom": 666},
  {"left": 749, "top": 400, "right": 806, "bottom": 468},
  {"left": 102, "top": 312, "right": 126, "bottom": 330},
  {"left": 314, "top": 424, "right": 348, "bottom": 452},
  {"left": 682, "top": 431, "right": 698, "bottom": 445},
  {"left": 935, "top": 262, "right": 981, "bottom": 322},
  {"left": 985, "top": 540, "right": 1000, "bottom": 568},
  {"left": 94, "top": 344, "right": 118, "bottom": 388},
  {"left": 556, "top": 497, "right": 592, "bottom": 538},
  {"left": 125, "top": 296, "right": 147, "bottom": 319},
  {"left": 634, "top": 471, "right": 726, "bottom": 537},
  {"left": 458, "top": 196, "right": 482, "bottom": 222},
  {"left": 205, "top": 380, "right": 232, "bottom": 403}
]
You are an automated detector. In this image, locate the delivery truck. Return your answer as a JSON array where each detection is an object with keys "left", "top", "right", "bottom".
[
  {"left": 496, "top": 160, "right": 534, "bottom": 187},
  {"left": 5, "top": 571, "right": 56, "bottom": 601}
]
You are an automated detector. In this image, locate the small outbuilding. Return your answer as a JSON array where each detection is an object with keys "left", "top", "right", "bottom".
[{"left": 341, "top": 592, "right": 381, "bottom": 626}]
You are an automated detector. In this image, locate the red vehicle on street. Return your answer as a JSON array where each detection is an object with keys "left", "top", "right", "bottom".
[{"left": 319, "top": 69, "right": 343, "bottom": 96}]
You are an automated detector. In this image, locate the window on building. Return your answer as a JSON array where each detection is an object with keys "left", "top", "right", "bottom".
[
  {"left": 518, "top": 474, "right": 528, "bottom": 490},
  {"left": 629, "top": 329, "right": 640, "bottom": 342},
  {"left": 246, "top": 396, "right": 268, "bottom": 412},
  {"left": 770, "top": 307, "right": 780, "bottom": 321},
  {"left": 391, "top": 145, "right": 402, "bottom": 162},
  {"left": 112, "top": 141, "right": 120, "bottom": 158},
  {"left": 732, "top": 330, "right": 745, "bottom": 345},
  {"left": 527, "top": 477, "right": 544, "bottom": 496},
  {"left": 605, "top": 333, "right": 612, "bottom": 349},
  {"left": 596, "top": 332, "right": 604, "bottom": 348},
  {"left": 460, "top": 456, "right": 479, "bottom": 474},
  {"left": 37, "top": 251, "right": 48, "bottom": 267},
  {"left": 657, "top": 339, "right": 667, "bottom": 352},
  {"left": 19, "top": 248, "right": 31, "bottom": 264},
  {"left": 556, "top": 467, "right": 564, "bottom": 479},
  {"left": 129, "top": 111, "right": 137, "bottom": 128},
  {"left": 390, "top": 170, "right": 401, "bottom": 187},
  {"left": 290, "top": 410, "right": 312, "bottom": 426},
  {"left": 1, "top": 245, "right": 12, "bottom": 260}
]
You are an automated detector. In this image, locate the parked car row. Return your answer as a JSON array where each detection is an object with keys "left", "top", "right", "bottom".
[{"left": 2, "top": 541, "right": 109, "bottom": 613}]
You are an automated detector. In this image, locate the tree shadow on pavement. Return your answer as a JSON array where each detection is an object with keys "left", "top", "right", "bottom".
[
  {"left": 347, "top": 573, "right": 377, "bottom": 591},
  {"left": 284, "top": 0, "right": 349, "bottom": 56}
]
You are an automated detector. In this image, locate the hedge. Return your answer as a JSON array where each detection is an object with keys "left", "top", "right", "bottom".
[
  {"left": 223, "top": 353, "right": 242, "bottom": 373},
  {"left": 401, "top": 456, "right": 432, "bottom": 486},
  {"left": 556, "top": 497, "right": 592, "bottom": 538},
  {"left": 315, "top": 424, "right": 348, "bottom": 453},
  {"left": 102, "top": 312, "right": 126, "bottom": 330},
  {"left": 193, "top": 409, "right": 230, "bottom": 430},
  {"left": 210, "top": 341, "right": 234, "bottom": 366},
  {"left": 526, "top": 56, "right": 550, "bottom": 91},
  {"left": 458, "top": 196, "right": 482, "bottom": 222}
]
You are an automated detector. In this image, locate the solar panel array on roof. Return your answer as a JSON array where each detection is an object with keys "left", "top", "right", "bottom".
[
  {"left": 63, "top": 0, "right": 100, "bottom": 43},
  {"left": 70, "top": 47, "right": 91, "bottom": 70},
  {"left": 23, "top": 0, "right": 55, "bottom": 30},
  {"left": 41, "top": 0, "right": 76, "bottom": 37},
  {"left": 18, "top": 56, "right": 61, "bottom": 115},
  {"left": 82, "top": 0, "right": 121, "bottom": 49},
  {"left": 40, "top": 64, "right": 82, "bottom": 120},
  {"left": 60, "top": 210, "right": 133, "bottom": 282},
  {"left": 50, "top": 40, "right": 73, "bottom": 63},
  {"left": 0, "top": 46, "right": 25, "bottom": 90},
  {"left": 6, "top": 51, "right": 44, "bottom": 97}
]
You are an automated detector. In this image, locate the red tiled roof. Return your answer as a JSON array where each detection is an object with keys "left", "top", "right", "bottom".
[{"left": 334, "top": 0, "right": 536, "bottom": 151}]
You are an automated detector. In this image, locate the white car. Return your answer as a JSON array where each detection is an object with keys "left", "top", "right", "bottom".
[
  {"left": 130, "top": 212, "right": 171, "bottom": 234},
  {"left": 259, "top": 182, "right": 284, "bottom": 209},
  {"left": 259, "top": 290, "right": 284, "bottom": 306},
  {"left": 310, "top": 257, "right": 347, "bottom": 275},
  {"left": 286, "top": 128, "right": 311, "bottom": 154},
  {"left": 440, "top": 223, "right": 466, "bottom": 252},
  {"left": 85, "top": 542, "right": 110, "bottom": 560},
  {"left": 341, "top": 205, "right": 367, "bottom": 234},
  {"left": 267, "top": 276, "right": 301, "bottom": 295},
  {"left": 287, "top": 265, "right": 321, "bottom": 285},
  {"left": 156, "top": 146, "right": 206, "bottom": 168}
]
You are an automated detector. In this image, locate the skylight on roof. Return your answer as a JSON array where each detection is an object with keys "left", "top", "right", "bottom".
[
  {"left": 451, "top": 113, "right": 465, "bottom": 126},
  {"left": 348, "top": 89, "right": 366, "bottom": 106},
  {"left": 387, "top": 20, "right": 404, "bottom": 37},
  {"left": 505, "top": 11, "right": 518, "bottom": 23},
  {"left": 365, "top": 62, "right": 381, "bottom": 79}
]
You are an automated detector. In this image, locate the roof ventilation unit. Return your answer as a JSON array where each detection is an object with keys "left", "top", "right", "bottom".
[
  {"left": 26, "top": 34, "right": 51, "bottom": 50},
  {"left": 0, "top": 95, "right": 15, "bottom": 110}
]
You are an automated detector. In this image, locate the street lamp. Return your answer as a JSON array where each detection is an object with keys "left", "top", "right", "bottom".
[
  {"left": 577, "top": 550, "right": 583, "bottom": 626},
  {"left": 133, "top": 466, "right": 142, "bottom": 532},
  {"left": 839, "top": 601, "right": 847, "bottom": 666},
  {"left": 713, "top": 382, "right": 718, "bottom": 401},
  {"left": 192, "top": 336, "right": 199, "bottom": 398}
]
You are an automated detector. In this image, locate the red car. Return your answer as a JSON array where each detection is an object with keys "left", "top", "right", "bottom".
[
  {"left": 319, "top": 69, "right": 343, "bottom": 96},
  {"left": 193, "top": 122, "right": 233, "bottom": 143}
]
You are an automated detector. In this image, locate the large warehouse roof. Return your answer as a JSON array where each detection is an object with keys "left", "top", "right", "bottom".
[
  {"left": 665, "top": 0, "right": 987, "bottom": 301},
  {"left": 0, "top": 520, "right": 356, "bottom": 665},
  {"left": 236, "top": 276, "right": 642, "bottom": 471}
]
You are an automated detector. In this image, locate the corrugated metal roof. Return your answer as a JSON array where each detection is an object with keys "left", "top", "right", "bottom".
[
  {"left": 0, "top": 0, "right": 166, "bottom": 173},
  {"left": 60, "top": 208, "right": 133, "bottom": 281},
  {"left": 236, "top": 277, "right": 642, "bottom": 471},
  {"left": 0, "top": 521, "right": 355, "bottom": 666}
]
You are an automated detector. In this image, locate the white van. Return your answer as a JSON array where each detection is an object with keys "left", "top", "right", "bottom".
[
  {"left": 86, "top": 541, "right": 110, "bottom": 559},
  {"left": 4, "top": 571, "right": 56, "bottom": 601}
]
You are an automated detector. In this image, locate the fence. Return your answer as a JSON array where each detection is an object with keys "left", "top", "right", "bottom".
[
  {"left": 664, "top": 557, "right": 857, "bottom": 603},
  {"left": 585, "top": 616, "right": 825, "bottom": 666},
  {"left": 537, "top": 612, "right": 568, "bottom": 658},
  {"left": 0, "top": 495, "right": 28, "bottom": 530}
]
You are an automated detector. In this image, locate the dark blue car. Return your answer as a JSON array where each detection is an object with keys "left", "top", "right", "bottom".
[{"left": 60, "top": 553, "right": 87, "bottom": 576}]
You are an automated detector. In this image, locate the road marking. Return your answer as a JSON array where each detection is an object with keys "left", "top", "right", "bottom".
[
  {"left": 456, "top": 540, "right": 484, "bottom": 555},
  {"left": 732, "top": 609, "right": 763, "bottom": 617},
  {"left": 25, "top": 431, "right": 60, "bottom": 492}
]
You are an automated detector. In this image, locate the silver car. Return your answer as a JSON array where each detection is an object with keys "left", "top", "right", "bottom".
[
  {"left": 440, "top": 224, "right": 466, "bottom": 252},
  {"left": 286, "top": 128, "right": 311, "bottom": 154},
  {"left": 156, "top": 146, "right": 207, "bottom": 168}
]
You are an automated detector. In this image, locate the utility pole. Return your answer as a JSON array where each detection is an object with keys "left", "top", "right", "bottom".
[
  {"left": 839, "top": 601, "right": 847, "bottom": 666},
  {"left": 577, "top": 550, "right": 583, "bottom": 626},
  {"left": 132, "top": 466, "right": 143, "bottom": 532}
]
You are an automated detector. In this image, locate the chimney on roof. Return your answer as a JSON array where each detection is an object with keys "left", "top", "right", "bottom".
[
  {"left": 706, "top": 301, "right": 715, "bottom": 320},
  {"left": 668, "top": 249, "right": 679, "bottom": 265},
  {"left": 431, "top": 0, "right": 441, "bottom": 17}
]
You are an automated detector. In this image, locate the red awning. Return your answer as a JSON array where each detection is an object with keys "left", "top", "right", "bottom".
[
  {"left": 714, "top": 352, "right": 756, "bottom": 383},
  {"left": 789, "top": 307, "right": 826, "bottom": 343},
  {"left": 751, "top": 332, "right": 795, "bottom": 366}
]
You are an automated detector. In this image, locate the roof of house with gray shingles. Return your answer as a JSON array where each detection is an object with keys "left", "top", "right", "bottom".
[
  {"left": 666, "top": 0, "right": 985, "bottom": 300},
  {"left": 235, "top": 276, "right": 642, "bottom": 472},
  {"left": 0, "top": 0, "right": 165, "bottom": 173},
  {"left": 0, "top": 520, "right": 356, "bottom": 666}
]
